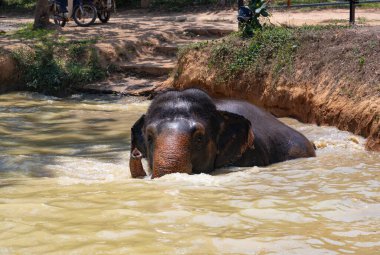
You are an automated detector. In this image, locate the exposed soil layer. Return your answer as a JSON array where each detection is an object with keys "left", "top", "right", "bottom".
[{"left": 164, "top": 26, "right": 380, "bottom": 151}]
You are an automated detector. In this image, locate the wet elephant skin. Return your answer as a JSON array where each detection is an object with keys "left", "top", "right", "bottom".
[{"left": 130, "top": 89, "right": 315, "bottom": 178}]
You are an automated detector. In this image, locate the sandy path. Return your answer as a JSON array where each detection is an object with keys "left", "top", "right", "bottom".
[{"left": 1, "top": 8, "right": 380, "bottom": 34}]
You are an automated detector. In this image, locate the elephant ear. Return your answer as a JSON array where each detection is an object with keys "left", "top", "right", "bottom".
[
  {"left": 215, "top": 111, "right": 255, "bottom": 168},
  {"left": 131, "top": 114, "right": 146, "bottom": 155},
  {"left": 130, "top": 115, "right": 147, "bottom": 178}
]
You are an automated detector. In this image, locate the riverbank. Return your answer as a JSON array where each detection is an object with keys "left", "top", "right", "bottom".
[
  {"left": 0, "top": 10, "right": 236, "bottom": 96},
  {"left": 1, "top": 9, "right": 380, "bottom": 95},
  {"left": 163, "top": 25, "right": 380, "bottom": 151},
  {"left": 1, "top": 9, "right": 379, "bottom": 150}
]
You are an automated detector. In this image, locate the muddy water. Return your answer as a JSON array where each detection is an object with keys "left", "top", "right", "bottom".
[{"left": 0, "top": 92, "right": 379, "bottom": 254}]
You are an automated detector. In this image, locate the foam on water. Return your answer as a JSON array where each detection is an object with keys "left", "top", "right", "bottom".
[{"left": 156, "top": 167, "right": 262, "bottom": 187}]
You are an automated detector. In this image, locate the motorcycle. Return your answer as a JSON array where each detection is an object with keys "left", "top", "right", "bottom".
[
  {"left": 93, "top": 0, "right": 116, "bottom": 23},
  {"left": 237, "top": 5, "right": 253, "bottom": 31},
  {"left": 49, "top": 0, "right": 97, "bottom": 27}
]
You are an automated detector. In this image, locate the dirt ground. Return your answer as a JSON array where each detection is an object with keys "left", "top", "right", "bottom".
[
  {"left": 1, "top": 8, "right": 380, "bottom": 60},
  {"left": 1, "top": 8, "right": 379, "bottom": 91},
  {"left": 1, "top": 8, "right": 380, "bottom": 33}
]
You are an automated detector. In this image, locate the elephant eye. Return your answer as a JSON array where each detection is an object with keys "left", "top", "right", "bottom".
[
  {"left": 147, "top": 134, "right": 154, "bottom": 144},
  {"left": 145, "top": 125, "right": 156, "bottom": 145},
  {"left": 191, "top": 122, "right": 206, "bottom": 144},
  {"left": 194, "top": 133, "right": 204, "bottom": 144}
]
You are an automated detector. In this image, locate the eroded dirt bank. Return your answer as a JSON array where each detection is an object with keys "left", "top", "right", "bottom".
[{"left": 164, "top": 26, "right": 380, "bottom": 151}]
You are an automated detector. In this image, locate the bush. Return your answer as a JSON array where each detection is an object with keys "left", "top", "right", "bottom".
[
  {"left": 238, "top": 0, "right": 269, "bottom": 37},
  {"left": 11, "top": 25, "right": 106, "bottom": 96},
  {"left": 193, "top": 26, "right": 298, "bottom": 82},
  {"left": 1, "top": 0, "right": 36, "bottom": 10}
]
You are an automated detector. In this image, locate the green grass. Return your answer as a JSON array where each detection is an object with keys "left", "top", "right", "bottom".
[
  {"left": 357, "top": 3, "right": 380, "bottom": 8},
  {"left": 0, "top": 0, "right": 36, "bottom": 12},
  {"left": 178, "top": 24, "right": 353, "bottom": 84},
  {"left": 178, "top": 41, "right": 210, "bottom": 59},
  {"left": 321, "top": 19, "right": 347, "bottom": 25},
  {"left": 9, "top": 25, "right": 106, "bottom": 96},
  {"left": 357, "top": 17, "right": 368, "bottom": 24},
  {"left": 358, "top": 56, "right": 365, "bottom": 70},
  {"left": 10, "top": 23, "right": 54, "bottom": 40},
  {"left": 296, "top": 24, "right": 350, "bottom": 31},
  {"left": 179, "top": 27, "right": 298, "bottom": 83}
]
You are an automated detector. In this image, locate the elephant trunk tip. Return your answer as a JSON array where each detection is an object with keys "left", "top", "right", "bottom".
[{"left": 131, "top": 148, "right": 143, "bottom": 159}]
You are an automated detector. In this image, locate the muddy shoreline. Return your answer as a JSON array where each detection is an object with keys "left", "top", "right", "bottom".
[{"left": 1, "top": 10, "right": 379, "bottom": 151}]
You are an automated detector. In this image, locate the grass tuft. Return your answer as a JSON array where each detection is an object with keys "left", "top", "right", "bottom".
[{"left": 10, "top": 25, "right": 106, "bottom": 96}]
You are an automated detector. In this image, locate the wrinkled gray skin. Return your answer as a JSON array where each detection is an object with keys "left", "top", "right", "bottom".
[
  {"left": 215, "top": 99, "right": 316, "bottom": 167},
  {"left": 130, "top": 89, "right": 316, "bottom": 178}
]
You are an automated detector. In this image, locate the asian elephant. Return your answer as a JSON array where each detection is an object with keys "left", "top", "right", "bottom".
[{"left": 130, "top": 88, "right": 315, "bottom": 178}]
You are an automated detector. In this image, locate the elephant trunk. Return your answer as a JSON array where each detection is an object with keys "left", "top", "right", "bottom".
[
  {"left": 130, "top": 148, "right": 146, "bottom": 178},
  {"left": 152, "top": 133, "right": 192, "bottom": 178}
]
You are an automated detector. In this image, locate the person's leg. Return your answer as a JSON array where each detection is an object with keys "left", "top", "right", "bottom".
[
  {"left": 68, "top": 0, "right": 73, "bottom": 17},
  {"left": 57, "top": 0, "right": 68, "bottom": 13}
]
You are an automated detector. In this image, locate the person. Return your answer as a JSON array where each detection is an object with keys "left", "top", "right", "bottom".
[{"left": 57, "top": 0, "right": 73, "bottom": 17}]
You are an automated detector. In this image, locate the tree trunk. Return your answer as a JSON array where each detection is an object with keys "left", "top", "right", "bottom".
[
  {"left": 33, "top": 0, "right": 51, "bottom": 29},
  {"left": 141, "top": 0, "right": 150, "bottom": 8}
]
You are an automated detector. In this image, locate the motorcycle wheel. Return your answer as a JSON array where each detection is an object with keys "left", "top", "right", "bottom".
[
  {"left": 73, "top": 4, "right": 97, "bottom": 27},
  {"left": 53, "top": 15, "right": 66, "bottom": 27},
  {"left": 97, "top": 10, "right": 110, "bottom": 23}
]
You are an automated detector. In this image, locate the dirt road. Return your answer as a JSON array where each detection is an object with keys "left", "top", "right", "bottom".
[
  {"left": 1, "top": 8, "right": 379, "bottom": 95},
  {"left": 1, "top": 8, "right": 380, "bottom": 32}
]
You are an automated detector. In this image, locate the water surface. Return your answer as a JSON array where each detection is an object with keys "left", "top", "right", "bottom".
[{"left": 0, "top": 92, "right": 379, "bottom": 254}]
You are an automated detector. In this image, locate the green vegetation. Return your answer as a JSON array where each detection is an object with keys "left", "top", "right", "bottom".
[
  {"left": 9, "top": 24, "right": 106, "bottom": 96},
  {"left": 1, "top": 0, "right": 36, "bottom": 11},
  {"left": 357, "top": 17, "right": 368, "bottom": 24},
  {"left": 10, "top": 23, "right": 54, "bottom": 40},
  {"left": 358, "top": 56, "right": 365, "bottom": 70},
  {"left": 239, "top": 0, "right": 270, "bottom": 37},
  {"left": 177, "top": 41, "right": 209, "bottom": 58},
  {"left": 178, "top": 24, "right": 355, "bottom": 85},
  {"left": 179, "top": 26, "right": 298, "bottom": 83},
  {"left": 322, "top": 19, "right": 347, "bottom": 25}
]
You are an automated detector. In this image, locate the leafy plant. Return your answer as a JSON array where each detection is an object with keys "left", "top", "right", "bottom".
[
  {"left": 248, "top": 0, "right": 269, "bottom": 29},
  {"left": 358, "top": 56, "right": 365, "bottom": 70},
  {"left": 239, "top": 0, "right": 269, "bottom": 37},
  {"left": 12, "top": 36, "right": 106, "bottom": 96}
]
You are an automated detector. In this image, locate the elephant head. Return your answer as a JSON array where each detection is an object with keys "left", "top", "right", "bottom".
[{"left": 129, "top": 89, "right": 254, "bottom": 178}]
